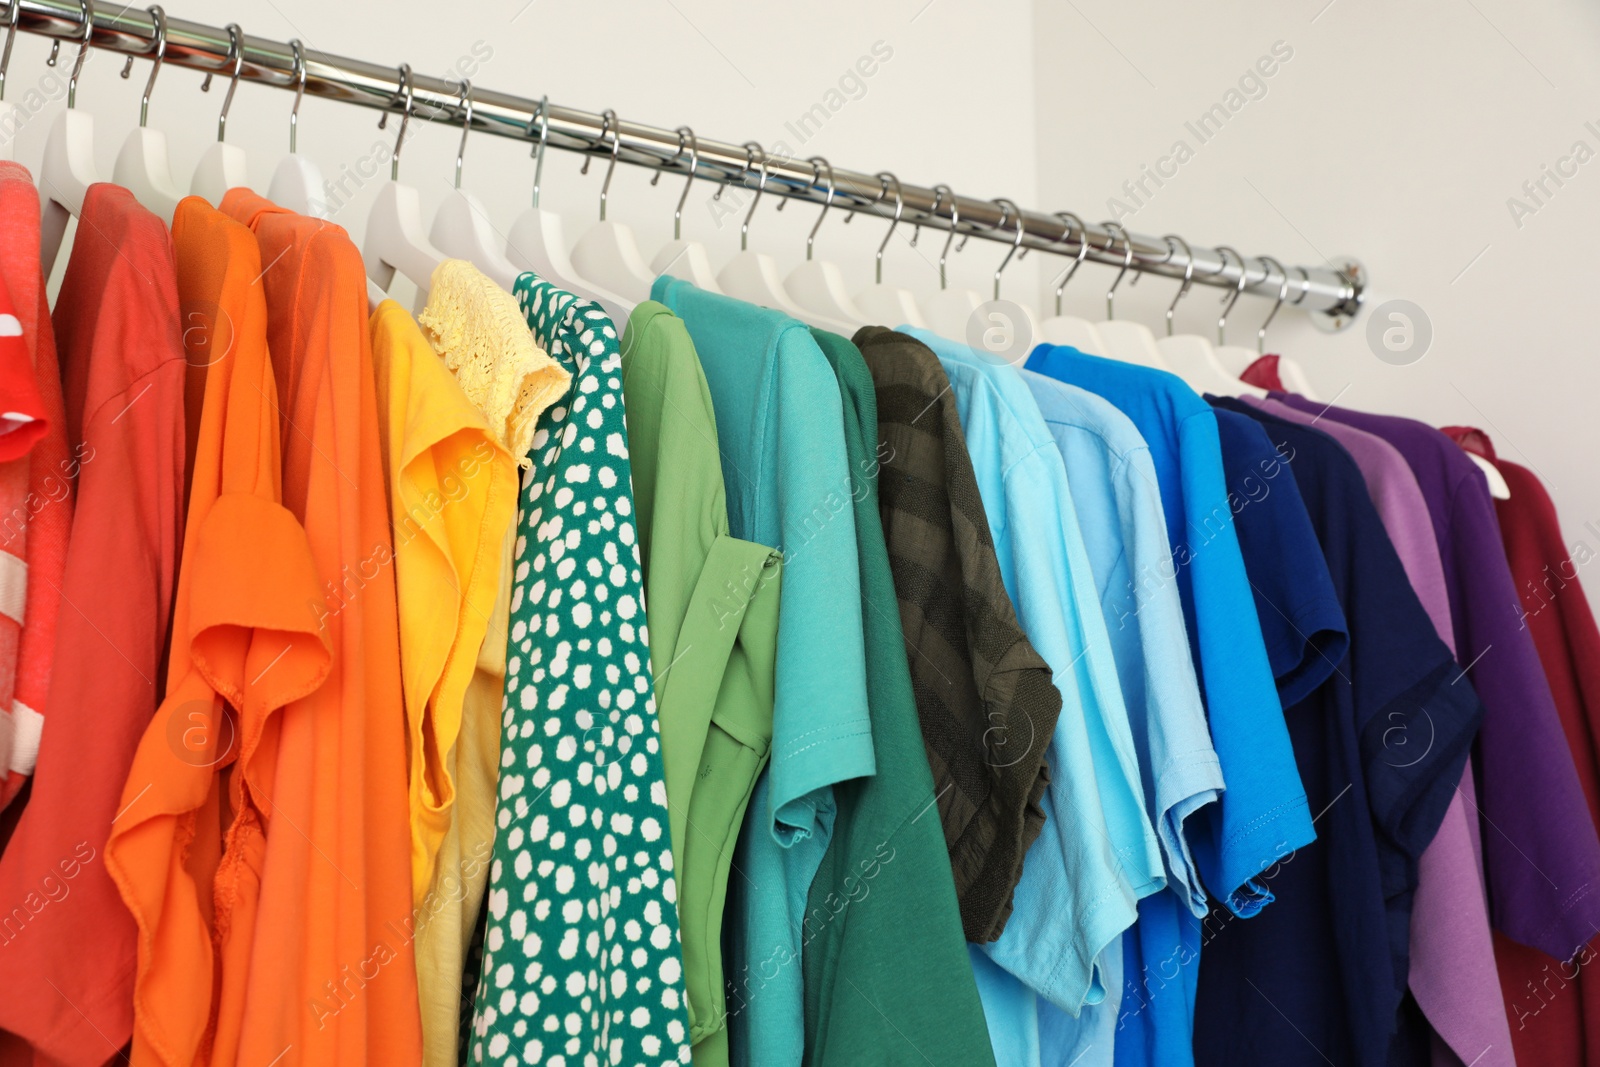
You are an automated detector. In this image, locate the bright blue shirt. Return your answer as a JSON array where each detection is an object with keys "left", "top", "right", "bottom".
[
  {"left": 1025, "top": 344, "right": 1313, "bottom": 1067},
  {"left": 1023, "top": 370, "right": 1227, "bottom": 1067},
  {"left": 902, "top": 327, "right": 1160, "bottom": 1067},
  {"left": 654, "top": 276, "right": 875, "bottom": 1067}
]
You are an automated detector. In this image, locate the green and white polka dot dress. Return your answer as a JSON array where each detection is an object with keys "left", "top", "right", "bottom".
[{"left": 469, "top": 275, "right": 691, "bottom": 1067}]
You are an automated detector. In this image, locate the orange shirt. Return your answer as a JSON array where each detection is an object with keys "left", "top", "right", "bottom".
[
  {"left": 105, "top": 196, "right": 329, "bottom": 1067},
  {"left": 217, "top": 188, "right": 420, "bottom": 1066},
  {"left": 0, "top": 184, "right": 185, "bottom": 1066}
]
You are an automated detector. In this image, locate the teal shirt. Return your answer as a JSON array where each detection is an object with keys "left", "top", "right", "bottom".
[
  {"left": 652, "top": 277, "right": 874, "bottom": 1067},
  {"left": 802, "top": 328, "right": 996, "bottom": 1067},
  {"left": 899, "top": 326, "right": 1162, "bottom": 1066}
]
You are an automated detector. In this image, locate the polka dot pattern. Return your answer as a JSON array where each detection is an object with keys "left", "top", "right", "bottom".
[{"left": 470, "top": 276, "right": 690, "bottom": 1067}]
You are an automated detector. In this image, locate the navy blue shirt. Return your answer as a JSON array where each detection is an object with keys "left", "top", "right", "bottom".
[
  {"left": 1195, "top": 399, "right": 1483, "bottom": 1067},
  {"left": 1209, "top": 406, "right": 1349, "bottom": 707}
]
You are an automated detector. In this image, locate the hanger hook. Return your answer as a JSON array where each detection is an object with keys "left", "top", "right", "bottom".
[
  {"left": 451, "top": 78, "right": 473, "bottom": 190},
  {"left": 1049, "top": 211, "right": 1089, "bottom": 316},
  {"left": 207, "top": 22, "right": 244, "bottom": 142},
  {"left": 388, "top": 62, "right": 414, "bottom": 181},
  {"left": 1103, "top": 220, "right": 1136, "bottom": 319},
  {"left": 0, "top": 0, "right": 21, "bottom": 104},
  {"left": 1214, "top": 245, "right": 1255, "bottom": 345},
  {"left": 666, "top": 126, "right": 698, "bottom": 241},
  {"left": 871, "top": 171, "right": 904, "bottom": 285},
  {"left": 525, "top": 95, "right": 549, "bottom": 208},
  {"left": 60, "top": 0, "right": 94, "bottom": 110},
  {"left": 1254, "top": 255, "right": 1290, "bottom": 354},
  {"left": 284, "top": 38, "right": 306, "bottom": 152},
  {"left": 737, "top": 142, "right": 768, "bottom": 253},
  {"left": 582, "top": 108, "right": 622, "bottom": 221},
  {"left": 803, "top": 156, "right": 838, "bottom": 262},
  {"left": 1160, "top": 234, "right": 1196, "bottom": 337},
  {"left": 131, "top": 5, "right": 167, "bottom": 128},
  {"left": 991, "top": 198, "right": 1025, "bottom": 300},
  {"left": 932, "top": 184, "right": 960, "bottom": 290}
]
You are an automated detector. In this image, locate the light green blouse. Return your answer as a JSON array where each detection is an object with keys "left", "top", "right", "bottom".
[{"left": 621, "top": 301, "right": 782, "bottom": 1065}]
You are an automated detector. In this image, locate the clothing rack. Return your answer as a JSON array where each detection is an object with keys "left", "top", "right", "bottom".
[{"left": 1, "top": 0, "right": 1368, "bottom": 329}]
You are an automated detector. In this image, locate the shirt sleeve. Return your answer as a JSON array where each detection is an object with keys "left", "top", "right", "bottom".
[
  {"left": 1112, "top": 445, "right": 1226, "bottom": 917},
  {"left": 1176, "top": 410, "right": 1316, "bottom": 917},
  {"left": 1213, "top": 410, "right": 1350, "bottom": 708},
  {"left": 1339, "top": 474, "right": 1481, "bottom": 880},
  {"left": 764, "top": 325, "right": 875, "bottom": 834},
  {"left": 980, "top": 445, "right": 1154, "bottom": 1015}
]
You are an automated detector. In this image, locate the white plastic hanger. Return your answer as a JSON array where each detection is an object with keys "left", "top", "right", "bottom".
[
  {"left": 1470, "top": 452, "right": 1512, "bottom": 499},
  {"left": 265, "top": 39, "right": 325, "bottom": 217},
  {"left": 784, "top": 156, "right": 866, "bottom": 333},
  {"left": 39, "top": 0, "right": 102, "bottom": 278},
  {"left": 716, "top": 142, "right": 814, "bottom": 318},
  {"left": 505, "top": 96, "right": 632, "bottom": 325},
  {"left": 649, "top": 126, "right": 722, "bottom": 292},
  {"left": 851, "top": 171, "right": 928, "bottom": 329},
  {"left": 362, "top": 64, "right": 443, "bottom": 298},
  {"left": 0, "top": 1, "right": 21, "bottom": 163},
  {"left": 1038, "top": 212, "right": 1106, "bottom": 355},
  {"left": 1095, "top": 221, "right": 1171, "bottom": 370},
  {"left": 919, "top": 185, "right": 985, "bottom": 343},
  {"left": 1157, "top": 244, "right": 1264, "bottom": 397},
  {"left": 189, "top": 22, "right": 249, "bottom": 207},
  {"left": 427, "top": 79, "right": 518, "bottom": 292},
  {"left": 111, "top": 5, "right": 183, "bottom": 224},
  {"left": 569, "top": 109, "right": 655, "bottom": 303}
]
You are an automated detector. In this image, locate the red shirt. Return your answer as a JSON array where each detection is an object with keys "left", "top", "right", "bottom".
[{"left": 0, "top": 184, "right": 185, "bottom": 1066}]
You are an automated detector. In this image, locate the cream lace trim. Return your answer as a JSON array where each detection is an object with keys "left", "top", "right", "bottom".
[{"left": 418, "top": 259, "right": 571, "bottom": 467}]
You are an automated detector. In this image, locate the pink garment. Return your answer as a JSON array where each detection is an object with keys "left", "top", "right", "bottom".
[{"left": 1247, "top": 396, "right": 1511, "bottom": 1067}]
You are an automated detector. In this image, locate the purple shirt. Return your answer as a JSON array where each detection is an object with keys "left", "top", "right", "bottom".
[
  {"left": 1246, "top": 396, "right": 1513, "bottom": 1067},
  {"left": 1276, "top": 394, "right": 1600, "bottom": 963}
]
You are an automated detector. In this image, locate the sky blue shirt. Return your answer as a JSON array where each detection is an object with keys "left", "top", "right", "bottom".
[
  {"left": 655, "top": 277, "right": 875, "bottom": 1067},
  {"left": 1023, "top": 370, "right": 1227, "bottom": 1067},
  {"left": 1026, "top": 344, "right": 1313, "bottom": 1067},
  {"left": 902, "top": 327, "right": 1161, "bottom": 1067}
]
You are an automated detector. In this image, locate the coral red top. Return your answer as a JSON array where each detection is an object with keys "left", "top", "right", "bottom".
[{"left": 0, "top": 183, "right": 185, "bottom": 1066}]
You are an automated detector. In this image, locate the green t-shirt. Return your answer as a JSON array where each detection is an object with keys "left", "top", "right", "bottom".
[
  {"left": 800, "top": 328, "right": 997, "bottom": 1066},
  {"left": 621, "top": 301, "right": 782, "bottom": 1065},
  {"left": 470, "top": 276, "right": 691, "bottom": 1066}
]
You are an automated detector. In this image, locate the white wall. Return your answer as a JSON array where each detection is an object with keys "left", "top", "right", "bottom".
[
  {"left": 1032, "top": 0, "right": 1600, "bottom": 578},
  {"left": 7, "top": 0, "right": 1597, "bottom": 574}
]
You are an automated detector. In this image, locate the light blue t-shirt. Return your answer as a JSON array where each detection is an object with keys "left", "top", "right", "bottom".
[
  {"left": 655, "top": 277, "right": 875, "bottom": 1067},
  {"left": 1025, "top": 344, "right": 1313, "bottom": 1067},
  {"left": 901, "top": 326, "right": 1161, "bottom": 1067},
  {"left": 1023, "top": 370, "right": 1226, "bottom": 1067}
]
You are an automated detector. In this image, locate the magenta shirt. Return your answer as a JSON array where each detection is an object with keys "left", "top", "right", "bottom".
[
  {"left": 1275, "top": 394, "right": 1600, "bottom": 964},
  {"left": 1246, "top": 396, "right": 1513, "bottom": 1067}
]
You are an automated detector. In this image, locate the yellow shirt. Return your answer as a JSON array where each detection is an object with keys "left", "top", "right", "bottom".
[{"left": 405, "top": 259, "right": 570, "bottom": 1065}]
